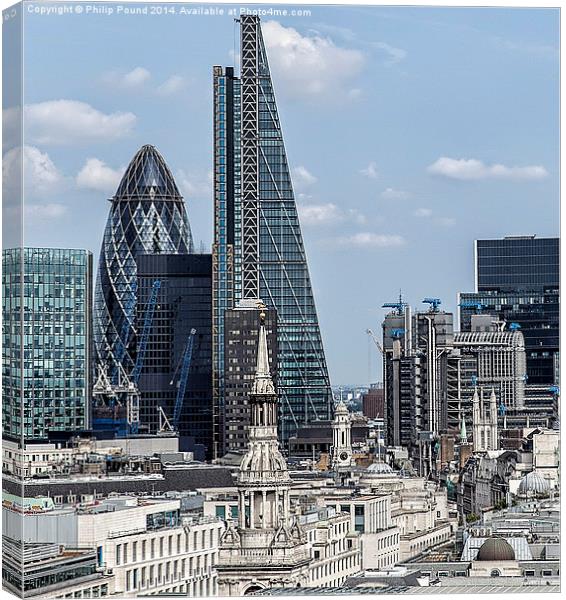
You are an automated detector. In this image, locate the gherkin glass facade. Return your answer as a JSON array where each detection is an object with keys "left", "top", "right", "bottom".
[
  {"left": 213, "top": 16, "right": 332, "bottom": 450},
  {"left": 94, "top": 145, "right": 193, "bottom": 379}
]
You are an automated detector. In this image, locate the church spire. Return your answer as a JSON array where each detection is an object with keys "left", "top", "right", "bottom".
[
  {"left": 460, "top": 414, "right": 468, "bottom": 443},
  {"left": 251, "top": 303, "right": 276, "bottom": 397}
]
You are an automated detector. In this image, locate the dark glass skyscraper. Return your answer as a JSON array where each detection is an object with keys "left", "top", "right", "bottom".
[
  {"left": 136, "top": 253, "right": 213, "bottom": 459},
  {"left": 2, "top": 248, "right": 92, "bottom": 442},
  {"left": 213, "top": 16, "right": 332, "bottom": 453},
  {"left": 474, "top": 236, "right": 559, "bottom": 292},
  {"left": 94, "top": 145, "right": 193, "bottom": 383},
  {"left": 460, "top": 236, "right": 559, "bottom": 385}
]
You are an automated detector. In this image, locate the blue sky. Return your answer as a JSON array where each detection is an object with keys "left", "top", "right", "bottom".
[{"left": 4, "top": 2, "right": 559, "bottom": 384}]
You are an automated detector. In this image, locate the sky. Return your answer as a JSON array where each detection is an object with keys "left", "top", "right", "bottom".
[{"left": 3, "top": 2, "right": 560, "bottom": 385}]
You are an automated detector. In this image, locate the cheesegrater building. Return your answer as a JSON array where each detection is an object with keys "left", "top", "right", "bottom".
[{"left": 212, "top": 16, "right": 332, "bottom": 455}]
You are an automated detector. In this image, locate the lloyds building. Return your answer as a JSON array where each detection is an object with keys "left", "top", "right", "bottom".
[{"left": 212, "top": 16, "right": 332, "bottom": 454}]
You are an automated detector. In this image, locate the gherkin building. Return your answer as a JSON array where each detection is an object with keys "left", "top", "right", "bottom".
[{"left": 94, "top": 145, "right": 193, "bottom": 378}]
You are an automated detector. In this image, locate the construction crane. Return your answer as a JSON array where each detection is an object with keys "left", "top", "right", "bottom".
[
  {"left": 131, "top": 280, "right": 161, "bottom": 386},
  {"left": 125, "top": 279, "right": 161, "bottom": 434},
  {"left": 171, "top": 328, "right": 197, "bottom": 431},
  {"left": 459, "top": 301, "right": 486, "bottom": 312},
  {"left": 422, "top": 297, "right": 441, "bottom": 312},
  {"left": 112, "top": 282, "right": 137, "bottom": 384},
  {"left": 366, "top": 329, "right": 384, "bottom": 355},
  {"left": 93, "top": 279, "right": 161, "bottom": 437},
  {"left": 382, "top": 292, "right": 407, "bottom": 315}
]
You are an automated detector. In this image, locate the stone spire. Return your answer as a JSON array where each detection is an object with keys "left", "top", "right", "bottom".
[
  {"left": 217, "top": 303, "right": 310, "bottom": 596},
  {"left": 251, "top": 305, "right": 276, "bottom": 397},
  {"left": 460, "top": 414, "right": 468, "bottom": 443}
]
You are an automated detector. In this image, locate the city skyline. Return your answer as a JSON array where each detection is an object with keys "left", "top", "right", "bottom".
[{"left": 6, "top": 3, "right": 559, "bottom": 384}]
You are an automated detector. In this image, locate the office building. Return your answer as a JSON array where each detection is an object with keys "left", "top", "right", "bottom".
[
  {"left": 136, "top": 253, "right": 213, "bottom": 458},
  {"left": 223, "top": 300, "right": 277, "bottom": 453},
  {"left": 460, "top": 236, "right": 559, "bottom": 384},
  {"left": 94, "top": 145, "right": 193, "bottom": 381},
  {"left": 212, "top": 16, "right": 332, "bottom": 453},
  {"left": 446, "top": 327, "right": 527, "bottom": 433},
  {"left": 2, "top": 248, "right": 92, "bottom": 443},
  {"left": 361, "top": 385, "right": 384, "bottom": 419}
]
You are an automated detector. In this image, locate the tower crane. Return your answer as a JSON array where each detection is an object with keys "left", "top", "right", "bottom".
[
  {"left": 112, "top": 282, "right": 137, "bottom": 384},
  {"left": 171, "top": 328, "right": 197, "bottom": 431},
  {"left": 125, "top": 279, "right": 161, "bottom": 434},
  {"left": 422, "top": 297, "right": 441, "bottom": 312},
  {"left": 382, "top": 292, "right": 407, "bottom": 315},
  {"left": 366, "top": 329, "right": 384, "bottom": 355},
  {"left": 458, "top": 301, "right": 486, "bottom": 312},
  {"left": 131, "top": 280, "right": 161, "bottom": 386},
  {"left": 95, "top": 279, "right": 161, "bottom": 437}
]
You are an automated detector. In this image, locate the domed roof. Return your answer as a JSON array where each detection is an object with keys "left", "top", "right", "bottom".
[
  {"left": 476, "top": 538, "right": 515, "bottom": 561},
  {"left": 367, "top": 461, "right": 394, "bottom": 474},
  {"left": 518, "top": 471, "right": 550, "bottom": 496},
  {"left": 334, "top": 400, "right": 349, "bottom": 415},
  {"left": 114, "top": 145, "right": 182, "bottom": 200}
]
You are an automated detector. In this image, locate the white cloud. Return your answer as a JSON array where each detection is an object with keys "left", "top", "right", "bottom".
[
  {"left": 292, "top": 165, "right": 318, "bottom": 188},
  {"left": 157, "top": 75, "right": 187, "bottom": 96},
  {"left": 298, "top": 203, "right": 367, "bottom": 227},
  {"left": 427, "top": 157, "right": 548, "bottom": 181},
  {"left": 123, "top": 67, "right": 151, "bottom": 87},
  {"left": 25, "top": 203, "right": 68, "bottom": 220},
  {"left": 360, "top": 161, "right": 379, "bottom": 179},
  {"left": 381, "top": 187, "right": 410, "bottom": 200},
  {"left": 24, "top": 100, "right": 136, "bottom": 145},
  {"left": 176, "top": 169, "right": 212, "bottom": 200},
  {"left": 347, "top": 208, "right": 367, "bottom": 225},
  {"left": 76, "top": 158, "right": 124, "bottom": 193},
  {"left": 338, "top": 232, "right": 405, "bottom": 248},
  {"left": 262, "top": 20, "right": 365, "bottom": 102},
  {"left": 414, "top": 208, "right": 433, "bottom": 217},
  {"left": 436, "top": 216, "right": 456, "bottom": 227},
  {"left": 103, "top": 67, "right": 151, "bottom": 88},
  {"left": 373, "top": 42, "right": 408, "bottom": 66},
  {"left": 298, "top": 203, "right": 341, "bottom": 225},
  {"left": 3, "top": 145, "right": 64, "bottom": 197}
]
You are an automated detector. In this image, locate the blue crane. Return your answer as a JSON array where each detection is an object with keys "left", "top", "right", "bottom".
[
  {"left": 422, "top": 297, "right": 442, "bottom": 312},
  {"left": 382, "top": 301, "right": 407, "bottom": 314},
  {"left": 112, "top": 282, "right": 137, "bottom": 384},
  {"left": 458, "top": 301, "right": 486, "bottom": 312},
  {"left": 172, "top": 328, "right": 197, "bottom": 431},
  {"left": 131, "top": 279, "right": 161, "bottom": 386}
]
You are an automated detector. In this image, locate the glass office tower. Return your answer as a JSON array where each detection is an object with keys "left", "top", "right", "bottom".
[
  {"left": 2, "top": 248, "right": 92, "bottom": 442},
  {"left": 213, "top": 16, "right": 332, "bottom": 453},
  {"left": 460, "top": 236, "right": 559, "bottom": 385},
  {"left": 136, "top": 253, "right": 213, "bottom": 459},
  {"left": 94, "top": 145, "right": 193, "bottom": 381}
]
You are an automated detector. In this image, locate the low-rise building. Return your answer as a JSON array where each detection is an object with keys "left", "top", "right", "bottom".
[{"left": 76, "top": 496, "right": 223, "bottom": 597}]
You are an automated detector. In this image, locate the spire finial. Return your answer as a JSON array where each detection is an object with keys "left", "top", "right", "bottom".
[
  {"left": 251, "top": 302, "right": 275, "bottom": 395},
  {"left": 460, "top": 415, "right": 468, "bottom": 442}
]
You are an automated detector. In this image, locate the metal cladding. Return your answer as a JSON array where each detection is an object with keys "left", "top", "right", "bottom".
[
  {"left": 213, "top": 16, "right": 332, "bottom": 450},
  {"left": 94, "top": 145, "right": 193, "bottom": 377}
]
